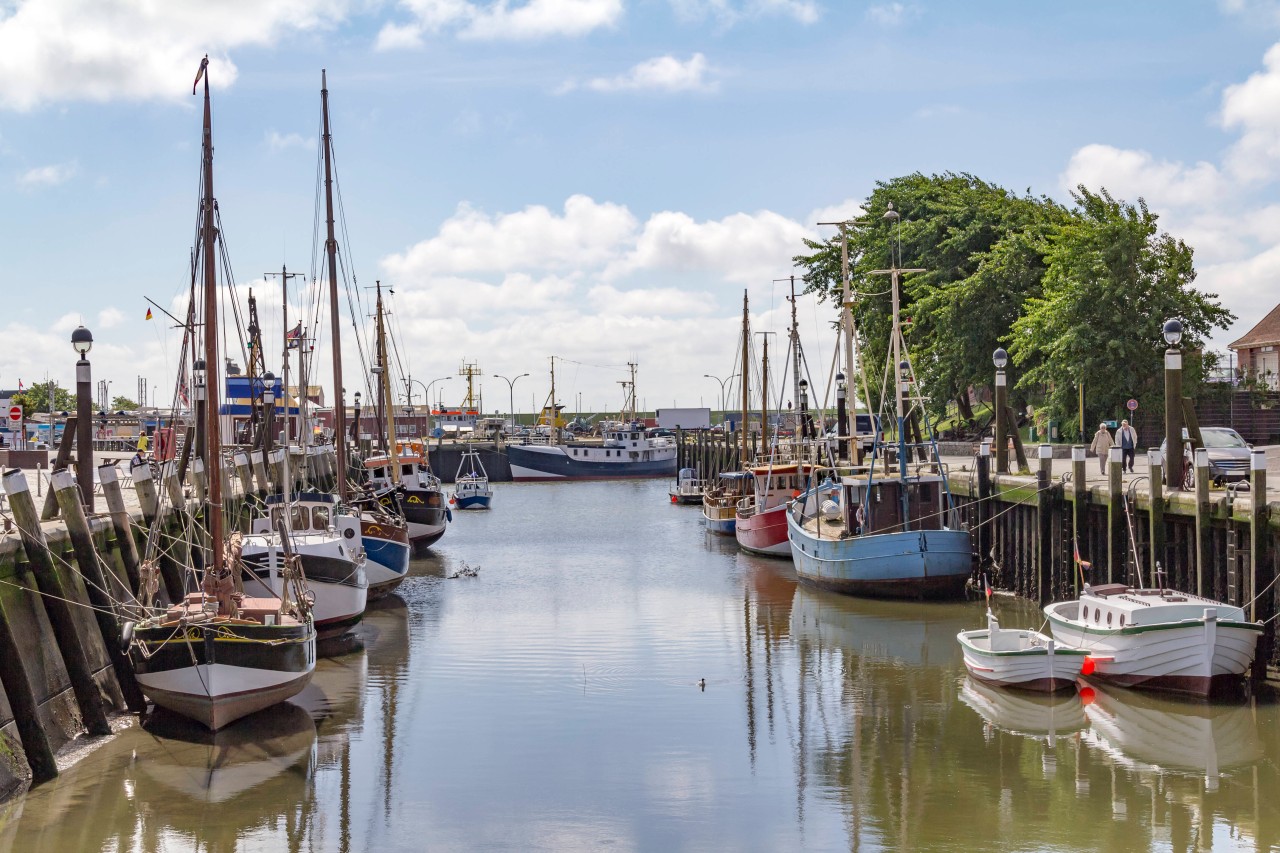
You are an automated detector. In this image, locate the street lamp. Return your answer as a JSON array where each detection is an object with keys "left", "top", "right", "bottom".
[
  {"left": 71, "top": 326, "right": 95, "bottom": 509},
  {"left": 993, "top": 347, "right": 1008, "bottom": 475},
  {"left": 425, "top": 376, "right": 450, "bottom": 410},
  {"left": 703, "top": 373, "right": 738, "bottom": 421},
  {"left": 798, "top": 378, "right": 811, "bottom": 440},
  {"left": 495, "top": 373, "right": 529, "bottom": 431},
  {"left": 1163, "top": 318, "right": 1184, "bottom": 489},
  {"left": 835, "top": 371, "right": 849, "bottom": 461},
  {"left": 261, "top": 371, "right": 276, "bottom": 455}
]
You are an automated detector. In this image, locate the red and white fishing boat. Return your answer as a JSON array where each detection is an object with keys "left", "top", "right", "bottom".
[{"left": 734, "top": 460, "right": 812, "bottom": 556}]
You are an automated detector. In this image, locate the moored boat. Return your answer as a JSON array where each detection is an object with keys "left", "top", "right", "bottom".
[
  {"left": 735, "top": 461, "right": 811, "bottom": 556},
  {"left": 451, "top": 444, "right": 493, "bottom": 509},
  {"left": 669, "top": 468, "right": 704, "bottom": 504},
  {"left": 702, "top": 471, "right": 752, "bottom": 535},
  {"left": 1044, "top": 583, "right": 1263, "bottom": 697},
  {"left": 507, "top": 425, "right": 677, "bottom": 481},
  {"left": 957, "top": 609, "right": 1088, "bottom": 692}
]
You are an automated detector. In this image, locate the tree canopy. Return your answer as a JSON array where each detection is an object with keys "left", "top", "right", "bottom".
[
  {"left": 12, "top": 382, "right": 75, "bottom": 413},
  {"left": 793, "top": 174, "right": 1234, "bottom": 440}
]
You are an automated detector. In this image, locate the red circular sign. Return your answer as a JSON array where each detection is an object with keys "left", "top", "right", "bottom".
[
  {"left": 7, "top": 405, "right": 21, "bottom": 423},
  {"left": 1126, "top": 399, "right": 1138, "bottom": 411}
]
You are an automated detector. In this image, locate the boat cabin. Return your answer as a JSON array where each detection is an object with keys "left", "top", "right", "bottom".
[
  {"left": 838, "top": 473, "right": 949, "bottom": 536},
  {"left": 1072, "top": 584, "right": 1249, "bottom": 630}
]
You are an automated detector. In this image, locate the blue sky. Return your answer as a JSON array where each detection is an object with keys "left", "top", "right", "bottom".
[{"left": 3, "top": 1, "right": 1279, "bottom": 414}]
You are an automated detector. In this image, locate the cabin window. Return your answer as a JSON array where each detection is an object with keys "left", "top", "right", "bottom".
[
  {"left": 1082, "top": 606, "right": 1088, "bottom": 621},
  {"left": 1120, "top": 615, "right": 1125, "bottom": 627},
  {"left": 292, "top": 506, "right": 308, "bottom": 530},
  {"left": 1106, "top": 612, "right": 1113, "bottom": 626},
  {"left": 1094, "top": 609, "right": 1100, "bottom": 624},
  {"left": 402, "top": 465, "right": 414, "bottom": 477},
  {"left": 374, "top": 467, "right": 386, "bottom": 479},
  {"left": 919, "top": 484, "right": 932, "bottom": 502},
  {"left": 312, "top": 507, "right": 330, "bottom": 529}
]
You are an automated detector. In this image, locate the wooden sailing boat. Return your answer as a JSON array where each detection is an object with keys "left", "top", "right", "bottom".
[
  {"left": 127, "top": 56, "right": 316, "bottom": 731},
  {"left": 703, "top": 292, "right": 753, "bottom": 533},
  {"left": 787, "top": 206, "right": 973, "bottom": 598}
]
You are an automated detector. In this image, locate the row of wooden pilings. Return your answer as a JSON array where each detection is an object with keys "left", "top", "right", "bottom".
[
  {"left": 674, "top": 429, "right": 746, "bottom": 482},
  {"left": 953, "top": 442, "right": 1278, "bottom": 673},
  {"left": 0, "top": 443, "right": 341, "bottom": 794}
]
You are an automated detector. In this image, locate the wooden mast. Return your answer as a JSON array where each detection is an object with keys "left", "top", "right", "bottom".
[
  {"left": 760, "top": 335, "right": 770, "bottom": 451},
  {"left": 198, "top": 55, "right": 224, "bottom": 573},
  {"left": 740, "top": 290, "right": 750, "bottom": 464},
  {"left": 321, "top": 69, "right": 348, "bottom": 502},
  {"left": 376, "top": 282, "right": 401, "bottom": 485}
]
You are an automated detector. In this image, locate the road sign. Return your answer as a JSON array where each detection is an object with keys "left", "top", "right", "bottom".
[
  {"left": 7, "top": 405, "right": 21, "bottom": 423},
  {"left": 1126, "top": 398, "right": 1138, "bottom": 412}
]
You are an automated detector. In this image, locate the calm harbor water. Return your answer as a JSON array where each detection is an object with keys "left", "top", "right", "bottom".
[{"left": 2, "top": 478, "right": 1279, "bottom": 851}]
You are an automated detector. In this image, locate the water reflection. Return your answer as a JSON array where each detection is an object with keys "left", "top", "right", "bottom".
[{"left": 960, "top": 677, "right": 1087, "bottom": 745}]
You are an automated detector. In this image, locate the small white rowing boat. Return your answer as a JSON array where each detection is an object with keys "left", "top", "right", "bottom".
[{"left": 957, "top": 610, "right": 1088, "bottom": 693}]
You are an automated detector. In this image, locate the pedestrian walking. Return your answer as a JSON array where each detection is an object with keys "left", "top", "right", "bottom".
[
  {"left": 1090, "top": 422, "right": 1113, "bottom": 474},
  {"left": 1116, "top": 419, "right": 1138, "bottom": 473}
]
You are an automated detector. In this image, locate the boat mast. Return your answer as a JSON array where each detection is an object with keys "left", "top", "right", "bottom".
[
  {"left": 760, "top": 334, "right": 770, "bottom": 452},
  {"left": 320, "top": 69, "right": 349, "bottom": 502},
  {"left": 548, "top": 356, "right": 557, "bottom": 436},
  {"left": 789, "top": 276, "right": 802, "bottom": 438},
  {"left": 197, "top": 55, "right": 224, "bottom": 574},
  {"left": 281, "top": 265, "right": 294, "bottom": 501},
  {"left": 740, "top": 290, "right": 750, "bottom": 464},
  {"left": 375, "top": 282, "right": 401, "bottom": 484}
]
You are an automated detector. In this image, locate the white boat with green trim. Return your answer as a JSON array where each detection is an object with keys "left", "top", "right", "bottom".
[
  {"left": 957, "top": 610, "right": 1088, "bottom": 692},
  {"left": 1044, "top": 583, "right": 1263, "bottom": 698}
]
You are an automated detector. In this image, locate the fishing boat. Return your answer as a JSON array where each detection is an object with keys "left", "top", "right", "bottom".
[
  {"left": 451, "top": 444, "right": 493, "bottom": 509},
  {"left": 668, "top": 467, "right": 705, "bottom": 504},
  {"left": 128, "top": 57, "right": 316, "bottom": 730},
  {"left": 1044, "top": 583, "right": 1263, "bottom": 698},
  {"left": 957, "top": 608, "right": 1088, "bottom": 692},
  {"left": 507, "top": 359, "right": 677, "bottom": 481},
  {"left": 313, "top": 69, "right": 410, "bottom": 598},
  {"left": 702, "top": 471, "right": 752, "bottom": 535},
  {"left": 735, "top": 461, "right": 812, "bottom": 556},
  {"left": 787, "top": 209, "right": 973, "bottom": 598}
]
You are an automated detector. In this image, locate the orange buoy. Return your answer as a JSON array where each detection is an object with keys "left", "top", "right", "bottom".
[
  {"left": 1079, "top": 686, "right": 1096, "bottom": 706},
  {"left": 1081, "top": 656, "right": 1095, "bottom": 676}
]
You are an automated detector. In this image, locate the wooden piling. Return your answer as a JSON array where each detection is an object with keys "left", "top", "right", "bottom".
[
  {"left": 39, "top": 415, "right": 79, "bottom": 521},
  {"left": 1148, "top": 449, "right": 1165, "bottom": 588},
  {"left": 1106, "top": 446, "right": 1123, "bottom": 584},
  {"left": 2, "top": 469, "right": 112, "bottom": 736},
  {"left": 976, "top": 441, "right": 991, "bottom": 569},
  {"left": 249, "top": 450, "right": 269, "bottom": 497},
  {"left": 1071, "top": 446, "right": 1086, "bottom": 596},
  {"left": 1249, "top": 450, "right": 1268, "bottom": 623},
  {"left": 232, "top": 451, "right": 254, "bottom": 503},
  {"left": 98, "top": 465, "right": 142, "bottom": 596},
  {"left": 1036, "top": 444, "right": 1053, "bottom": 604},
  {"left": 52, "top": 471, "right": 145, "bottom": 713},
  {"left": 1194, "top": 448, "right": 1210, "bottom": 598},
  {"left": 0, "top": 590, "right": 59, "bottom": 783},
  {"left": 131, "top": 463, "right": 159, "bottom": 526}
]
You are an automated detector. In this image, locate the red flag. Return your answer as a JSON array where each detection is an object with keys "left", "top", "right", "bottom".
[
  {"left": 145, "top": 307, "right": 153, "bottom": 320},
  {"left": 192, "top": 56, "right": 208, "bottom": 95}
]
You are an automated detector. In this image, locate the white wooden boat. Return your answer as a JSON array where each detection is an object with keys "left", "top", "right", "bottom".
[
  {"left": 1044, "top": 583, "right": 1264, "bottom": 697},
  {"left": 957, "top": 610, "right": 1088, "bottom": 692}
]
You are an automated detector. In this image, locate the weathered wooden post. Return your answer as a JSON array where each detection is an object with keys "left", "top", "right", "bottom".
[
  {"left": 39, "top": 414, "right": 79, "bottom": 521},
  {"left": 249, "top": 450, "right": 269, "bottom": 497},
  {"left": 1036, "top": 444, "right": 1053, "bottom": 604},
  {"left": 1107, "top": 445, "right": 1124, "bottom": 584},
  {"left": 52, "top": 471, "right": 145, "bottom": 712},
  {"left": 98, "top": 464, "right": 141, "bottom": 596},
  {"left": 1148, "top": 448, "right": 1165, "bottom": 589},
  {"left": 976, "top": 440, "right": 991, "bottom": 569},
  {"left": 1194, "top": 447, "right": 1211, "bottom": 598},
  {"left": 0, "top": 589, "right": 59, "bottom": 782},
  {"left": 1071, "top": 445, "right": 1087, "bottom": 596},
  {"left": 131, "top": 463, "right": 159, "bottom": 526},
  {"left": 1249, "top": 449, "right": 1268, "bottom": 623},
  {"left": 232, "top": 451, "right": 254, "bottom": 502},
  {"left": 2, "top": 469, "right": 112, "bottom": 736}
]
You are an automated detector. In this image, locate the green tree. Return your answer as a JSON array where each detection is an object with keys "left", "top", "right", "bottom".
[
  {"left": 110, "top": 395, "right": 139, "bottom": 410},
  {"left": 12, "top": 382, "right": 75, "bottom": 413},
  {"left": 1009, "top": 187, "right": 1233, "bottom": 439}
]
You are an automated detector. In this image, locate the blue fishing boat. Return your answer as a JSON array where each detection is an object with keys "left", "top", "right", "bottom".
[
  {"left": 787, "top": 206, "right": 973, "bottom": 599},
  {"left": 702, "top": 471, "right": 752, "bottom": 535},
  {"left": 451, "top": 445, "right": 493, "bottom": 510}
]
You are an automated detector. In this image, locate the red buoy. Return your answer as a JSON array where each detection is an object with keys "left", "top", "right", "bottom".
[
  {"left": 1079, "top": 686, "right": 1096, "bottom": 706},
  {"left": 1081, "top": 656, "right": 1096, "bottom": 676}
]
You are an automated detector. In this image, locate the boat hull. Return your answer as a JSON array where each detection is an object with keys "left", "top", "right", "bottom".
[
  {"left": 1044, "top": 601, "right": 1262, "bottom": 697},
  {"left": 396, "top": 488, "right": 449, "bottom": 547},
  {"left": 241, "top": 550, "right": 367, "bottom": 639},
  {"left": 787, "top": 514, "right": 972, "bottom": 599},
  {"left": 361, "top": 518, "right": 410, "bottom": 600},
  {"left": 957, "top": 630, "right": 1088, "bottom": 692},
  {"left": 453, "top": 492, "right": 492, "bottom": 510},
  {"left": 131, "top": 621, "right": 316, "bottom": 730},
  {"left": 508, "top": 444, "right": 676, "bottom": 481},
  {"left": 735, "top": 503, "right": 790, "bottom": 556}
]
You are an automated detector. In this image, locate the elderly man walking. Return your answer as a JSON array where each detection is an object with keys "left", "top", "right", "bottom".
[
  {"left": 1116, "top": 419, "right": 1138, "bottom": 474},
  {"left": 1089, "top": 423, "right": 1113, "bottom": 475}
]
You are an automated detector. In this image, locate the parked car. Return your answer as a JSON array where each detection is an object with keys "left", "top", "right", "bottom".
[{"left": 1159, "top": 426, "right": 1252, "bottom": 488}]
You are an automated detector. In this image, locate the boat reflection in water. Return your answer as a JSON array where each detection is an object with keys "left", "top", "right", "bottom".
[
  {"left": 960, "top": 676, "right": 1087, "bottom": 746},
  {"left": 1080, "top": 683, "right": 1263, "bottom": 792}
]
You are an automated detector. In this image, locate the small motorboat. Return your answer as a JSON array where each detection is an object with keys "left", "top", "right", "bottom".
[
  {"left": 451, "top": 444, "right": 493, "bottom": 510},
  {"left": 957, "top": 609, "right": 1088, "bottom": 692},
  {"left": 668, "top": 468, "right": 704, "bottom": 505}
]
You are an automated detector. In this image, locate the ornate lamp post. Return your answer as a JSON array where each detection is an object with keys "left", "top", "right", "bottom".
[
  {"left": 1163, "top": 318, "right": 1184, "bottom": 489},
  {"left": 836, "top": 371, "right": 848, "bottom": 462},
  {"left": 71, "top": 325, "right": 94, "bottom": 510},
  {"left": 993, "top": 347, "right": 1008, "bottom": 475}
]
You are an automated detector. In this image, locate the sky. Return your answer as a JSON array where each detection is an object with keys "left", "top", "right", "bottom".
[{"left": 3, "top": 0, "right": 1280, "bottom": 417}]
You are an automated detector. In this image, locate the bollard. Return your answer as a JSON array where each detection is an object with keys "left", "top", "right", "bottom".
[
  {"left": 97, "top": 464, "right": 142, "bottom": 596},
  {"left": 2, "top": 469, "right": 112, "bottom": 736},
  {"left": 1107, "top": 446, "right": 1124, "bottom": 584},
  {"left": 52, "top": 471, "right": 145, "bottom": 713},
  {"left": 1147, "top": 449, "right": 1164, "bottom": 589},
  {"left": 1194, "top": 448, "right": 1210, "bottom": 597},
  {"left": 1036, "top": 444, "right": 1053, "bottom": 604}
]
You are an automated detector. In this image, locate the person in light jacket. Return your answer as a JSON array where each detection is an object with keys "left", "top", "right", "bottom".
[
  {"left": 1115, "top": 419, "right": 1138, "bottom": 473},
  {"left": 1089, "top": 423, "right": 1113, "bottom": 474}
]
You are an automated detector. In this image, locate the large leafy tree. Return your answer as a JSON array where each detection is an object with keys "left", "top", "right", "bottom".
[
  {"left": 794, "top": 173, "right": 1060, "bottom": 421},
  {"left": 110, "top": 395, "right": 139, "bottom": 410},
  {"left": 12, "top": 382, "right": 75, "bottom": 413},
  {"left": 1009, "top": 188, "right": 1233, "bottom": 439}
]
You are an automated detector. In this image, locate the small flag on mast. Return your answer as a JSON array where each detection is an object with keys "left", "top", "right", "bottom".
[
  {"left": 192, "top": 56, "right": 209, "bottom": 96},
  {"left": 145, "top": 308, "right": 153, "bottom": 320},
  {"left": 286, "top": 322, "right": 303, "bottom": 349}
]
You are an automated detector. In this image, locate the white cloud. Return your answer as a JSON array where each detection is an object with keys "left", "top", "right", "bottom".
[
  {"left": 573, "top": 54, "right": 718, "bottom": 94},
  {"left": 807, "top": 199, "right": 865, "bottom": 228},
  {"left": 382, "top": 0, "right": 622, "bottom": 45},
  {"left": 266, "top": 130, "right": 312, "bottom": 150},
  {"left": 1221, "top": 42, "right": 1280, "bottom": 181},
  {"left": 585, "top": 284, "right": 717, "bottom": 315},
  {"left": 1060, "top": 144, "right": 1225, "bottom": 209},
  {"left": 97, "top": 307, "right": 125, "bottom": 329},
  {"left": 0, "top": 1, "right": 354, "bottom": 110},
  {"left": 17, "top": 161, "right": 78, "bottom": 188},
  {"left": 866, "top": 2, "right": 917, "bottom": 26},
  {"left": 668, "top": 0, "right": 819, "bottom": 26}
]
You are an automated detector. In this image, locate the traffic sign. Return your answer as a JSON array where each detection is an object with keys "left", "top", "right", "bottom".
[
  {"left": 7, "top": 405, "right": 21, "bottom": 423},
  {"left": 1126, "top": 398, "right": 1138, "bottom": 412}
]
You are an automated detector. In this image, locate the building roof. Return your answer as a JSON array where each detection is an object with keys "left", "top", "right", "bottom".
[{"left": 1229, "top": 300, "right": 1280, "bottom": 349}]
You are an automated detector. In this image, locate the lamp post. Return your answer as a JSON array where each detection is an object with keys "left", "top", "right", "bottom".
[
  {"left": 798, "top": 378, "right": 811, "bottom": 440},
  {"left": 1163, "top": 318, "right": 1184, "bottom": 489},
  {"left": 703, "top": 373, "right": 737, "bottom": 422},
  {"left": 993, "top": 347, "right": 1008, "bottom": 475},
  {"left": 835, "top": 371, "right": 848, "bottom": 462},
  {"left": 494, "top": 373, "right": 529, "bottom": 431},
  {"left": 351, "top": 390, "right": 362, "bottom": 444},
  {"left": 261, "top": 372, "right": 276, "bottom": 456},
  {"left": 425, "top": 376, "right": 450, "bottom": 411},
  {"left": 71, "top": 326, "right": 94, "bottom": 510}
]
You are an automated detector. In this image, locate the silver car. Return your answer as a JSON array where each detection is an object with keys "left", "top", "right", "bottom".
[{"left": 1160, "top": 426, "right": 1252, "bottom": 488}]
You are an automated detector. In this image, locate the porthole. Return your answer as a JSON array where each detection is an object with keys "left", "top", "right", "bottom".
[
  {"left": 1120, "top": 615, "right": 1126, "bottom": 627},
  {"left": 1082, "top": 606, "right": 1088, "bottom": 622},
  {"left": 1094, "top": 609, "right": 1100, "bottom": 624},
  {"left": 1107, "top": 612, "right": 1113, "bottom": 626}
]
